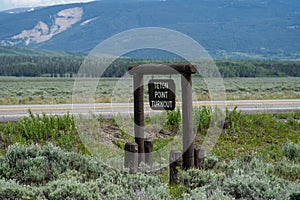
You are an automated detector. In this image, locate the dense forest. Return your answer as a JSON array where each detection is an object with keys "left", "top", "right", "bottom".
[
  {"left": 0, "top": 55, "right": 82, "bottom": 77},
  {"left": 216, "top": 60, "right": 300, "bottom": 77},
  {"left": 0, "top": 54, "right": 300, "bottom": 78}
]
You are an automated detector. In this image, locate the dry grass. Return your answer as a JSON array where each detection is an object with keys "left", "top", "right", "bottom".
[{"left": 0, "top": 77, "right": 300, "bottom": 105}]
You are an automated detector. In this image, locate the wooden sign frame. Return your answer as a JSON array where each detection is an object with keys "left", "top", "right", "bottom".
[{"left": 128, "top": 64, "right": 196, "bottom": 170}]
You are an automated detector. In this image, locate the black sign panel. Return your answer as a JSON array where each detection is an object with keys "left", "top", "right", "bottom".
[{"left": 148, "top": 79, "right": 176, "bottom": 110}]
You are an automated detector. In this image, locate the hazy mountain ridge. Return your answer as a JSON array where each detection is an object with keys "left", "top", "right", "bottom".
[
  {"left": 0, "top": 0, "right": 299, "bottom": 59},
  {"left": 0, "top": 46, "right": 84, "bottom": 57}
]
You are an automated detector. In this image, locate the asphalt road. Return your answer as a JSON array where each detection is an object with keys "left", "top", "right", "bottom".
[{"left": 0, "top": 99, "right": 300, "bottom": 122}]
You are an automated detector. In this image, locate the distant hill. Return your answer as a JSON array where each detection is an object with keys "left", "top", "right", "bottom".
[{"left": 0, "top": 0, "right": 300, "bottom": 59}]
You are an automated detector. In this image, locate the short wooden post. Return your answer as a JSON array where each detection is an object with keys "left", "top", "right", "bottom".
[
  {"left": 194, "top": 146, "right": 205, "bottom": 169},
  {"left": 144, "top": 138, "right": 153, "bottom": 167},
  {"left": 124, "top": 142, "right": 138, "bottom": 174},
  {"left": 133, "top": 74, "right": 145, "bottom": 164},
  {"left": 169, "top": 150, "right": 182, "bottom": 184}
]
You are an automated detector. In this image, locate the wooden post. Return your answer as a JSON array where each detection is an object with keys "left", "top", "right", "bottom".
[
  {"left": 124, "top": 142, "right": 138, "bottom": 174},
  {"left": 169, "top": 150, "right": 182, "bottom": 184},
  {"left": 133, "top": 74, "right": 145, "bottom": 164},
  {"left": 194, "top": 146, "right": 205, "bottom": 169},
  {"left": 144, "top": 138, "right": 153, "bottom": 167},
  {"left": 181, "top": 73, "right": 194, "bottom": 170}
]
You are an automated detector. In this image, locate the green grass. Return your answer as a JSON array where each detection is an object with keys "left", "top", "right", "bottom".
[
  {"left": 0, "top": 111, "right": 89, "bottom": 155},
  {"left": 1, "top": 108, "right": 299, "bottom": 161},
  {"left": 191, "top": 107, "right": 300, "bottom": 162},
  {"left": 213, "top": 112, "right": 300, "bottom": 161},
  {"left": 1, "top": 77, "right": 300, "bottom": 104}
]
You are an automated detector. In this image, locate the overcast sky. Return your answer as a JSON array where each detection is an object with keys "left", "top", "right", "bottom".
[{"left": 0, "top": 0, "right": 95, "bottom": 11}]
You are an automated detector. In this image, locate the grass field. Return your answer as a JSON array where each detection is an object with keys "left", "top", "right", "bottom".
[
  {"left": 1, "top": 76, "right": 300, "bottom": 198},
  {"left": 0, "top": 109, "right": 299, "bottom": 199},
  {"left": 1, "top": 76, "right": 300, "bottom": 104}
]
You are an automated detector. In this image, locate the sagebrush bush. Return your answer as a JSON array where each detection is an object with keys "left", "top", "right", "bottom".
[
  {"left": 223, "top": 171, "right": 300, "bottom": 200},
  {"left": 181, "top": 167, "right": 300, "bottom": 200},
  {"left": 0, "top": 179, "right": 32, "bottom": 200},
  {"left": 45, "top": 178, "right": 100, "bottom": 200},
  {"left": 0, "top": 143, "right": 170, "bottom": 200},
  {"left": 204, "top": 155, "right": 219, "bottom": 170},
  {"left": 181, "top": 168, "right": 225, "bottom": 189},
  {"left": 272, "top": 160, "right": 300, "bottom": 181},
  {"left": 1, "top": 143, "right": 107, "bottom": 184},
  {"left": 217, "top": 154, "right": 271, "bottom": 176},
  {"left": 183, "top": 186, "right": 233, "bottom": 200},
  {"left": 180, "top": 151, "right": 300, "bottom": 200},
  {"left": 283, "top": 141, "right": 300, "bottom": 162}
]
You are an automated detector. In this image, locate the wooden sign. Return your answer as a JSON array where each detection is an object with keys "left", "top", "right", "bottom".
[{"left": 148, "top": 79, "right": 176, "bottom": 110}]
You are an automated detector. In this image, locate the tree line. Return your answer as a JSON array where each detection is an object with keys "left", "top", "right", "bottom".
[
  {"left": 0, "top": 55, "right": 82, "bottom": 77},
  {"left": 216, "top": 60, "right": 300, "bottom": 77},
  {"left": 0, "top": 54, "right": 300, "bottom": 77}
]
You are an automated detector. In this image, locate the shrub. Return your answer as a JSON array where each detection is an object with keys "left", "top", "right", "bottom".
[
  {"left": 181, "top": 152, "right": 300, "bottom": 200},
  {"left": 45, "top": 178, "right": 100, "bottom": 200},
  {"left": 290, "top": 192, "right": 300, "bottom": 200},
  {"left": 193, "top": 106, "right": 212, "bottom": 133},
  {"left": 0, "top": 143, "right": 171, "bottom": 199},
  {"left": 97, "top": 172, "right": 170, "bottom": 199},
  {"left": 283, "top": 141, "right": 300, "bottom": 162},
  {"left": 204, "top": 155, "right": 219, "bottom": 170},
  {"left": 225, "top": 106, "right": 241, "bottom": 134},
  {"left": 1, "top": 143, "right": 106, "bottom": 184},
  {"left": 181, "top": 167, "right": 300, "bottom": 200},
  {"left": 181, "top": 169, "right": 225, "bottom": 189},
  {"left": 164, "top": 108, "right": 181, "bottom": 131},
  {"left": 0, "top": 179, "right": 31, "bottom": 200},
  {"left": 221, "top": 171, "right": 299, "bottom": 200},
  {"left": 217, "top": 155, "right": 271, "bottom": 176},
  {"left": 183, "top": 186, "right": 233, "bottom": 200},
  {"left": 273, "top": 161, "right": 300, "bottom": 181}
]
